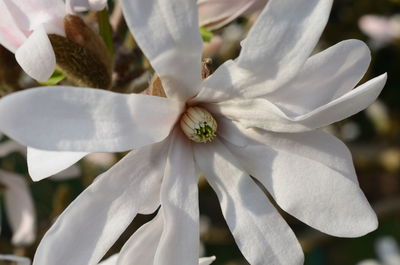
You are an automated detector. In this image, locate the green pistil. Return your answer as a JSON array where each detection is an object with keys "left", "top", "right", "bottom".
[{"left": 195, "top": 122, "right": 216, "bottom": 142}]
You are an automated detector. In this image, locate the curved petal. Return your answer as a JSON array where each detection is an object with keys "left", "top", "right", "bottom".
[
  {"left": 0, "top": 0, "right": 27, "bottom": 52},
  {"left": 0, "top": 86, "right": 184, "bottom": 152},
  {"left": 120, "top": 0, "right": 203, "bottom": 101},
  {"left": 222, "top": 123, "right": 378, "bottom": 237},
  {"left": 3, "top": 0, "right": 65, "bottom": 33},
  {"left": 0, "top": 170, "right": 36, "bottom": 246},
  {"left": 117, "top": 210, "right": 163, "bottom": 265},
  {"left": 27, "top": 148, "right": 86, "bottom": 181},
  {"left": 154, "top": 130, "right": 199, "bottom": 265},
  {"left": 199, "top": 257, "right": 216, "bottom": 265},
  {"left": 194, "top": 139, "right": 304, "bottom": 265},
  {"left": 198, "top": 0, "right": 255, "bottom": 30},
  {"left": 0, "top": 255, "right": 31, "bottom": 265},
  {"left": 235, "top": 0, "right": 333, "bottom": 98},
  {"left": 32, "top": 140, "right": 169, "bottom": 265},
  {"left": 266, "top": 39, "right": 372, "bottom": 116},
  {"left": 207, "top": 74, "right": 387, "bottom": 132},
  {"left": 15, "top": 27, "right": 56, "bottom": 82}
]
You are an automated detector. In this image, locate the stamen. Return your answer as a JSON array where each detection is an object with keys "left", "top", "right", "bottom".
[{"left": 180, "top": 107, "right": 217, "bottom": 143}]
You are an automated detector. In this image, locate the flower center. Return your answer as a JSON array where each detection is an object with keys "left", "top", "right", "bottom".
[{"left": 180, "top": 106, "right": 217, "bottom": 143}]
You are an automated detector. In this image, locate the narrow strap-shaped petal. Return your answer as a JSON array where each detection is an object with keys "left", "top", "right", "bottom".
[
  {"left": 266, "top": 39, "right": 372, "bottom": 116},
  {"left": 194, "top": 140, "right": 304, "bottom": 265},
  {"left": 199, "top": 257, "right": 216, "bottom": 265},
  {"left": 0, "top": 170, "right": 36, "bottom": 246},
  {"left": 0, "top": 0, "right": 27, "bottom": 52},
  {"left": 221, "top": 125, "right": 378, "bottom": 237},
  {"left": 15, "top": 27, "right": 56, "bottom": 82},
  {"left": 66, "top": 0, "right": 107, "bottom": 13},
  {"left": 98, "top": 255, "right": 118, "bottom": 265},
  {"left": 117, "top": 210, "right": 163, "bottom": 265},
  {"left": 207, "top": 74, "right": 387, "bottom": 132},
  {"left": 32, "top": 140, "right": 169, "bottom": 265},
  {"left": 154, "top": 130, "right": 199, "bottom": 265},
  {"left": 0, "top": 86, "right": 184, "bottom": 152},
  {"left": 27, "top": 148, "right": 87, "bottom": 181},
  {"left": 120, "top": 0, "right": 203, "bottom": 101},
  {"left": 235, "top": 0, "right": 333, "bottom": 97}
]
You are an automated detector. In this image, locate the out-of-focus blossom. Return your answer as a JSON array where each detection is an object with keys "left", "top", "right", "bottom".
[
  {"left": 366, "top": 101, "right": 391, "bottom": 135},
  {"left": 0, "top": 255, "right": 31, "bottom": 265},
  {"left": 0, "top": 170, "right": 36, "bottom": 246},
  {"left": 0, "top": 0, "right": 107, "bottom": 82},
  {"left": 376, "top": 236, "right": 400, "bottom": 265},
  {"left": 198, "top": 0, "right": 268, "bottom": 30},
  {"left": 357, "top": 260, "right": 382, "bottom": 265},
  {"left": 359, "top": 15, "right": 400, "bottom": 48},
  {"left": 0, "top": 0, "right": 387, "bottom": 264}
]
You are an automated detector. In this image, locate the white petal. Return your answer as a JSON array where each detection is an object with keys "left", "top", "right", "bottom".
[
  {"left": 120, "top": 0, "right": 203, "bottom": 101},
  {"left": 154, "top": 130, "right": 199, "bottom": 265},
  {"left": 66, "top": 0, "right": 107, "bottom": 13},
  {"left": 117, "top": 210, "right": 163, "bottom": 265},
  {"left": 15, "top": 27, "right": 55, "bottom": 82},
  {"left": 98, "top": 255, "right": 118, "bottom": 265},
  {"left": 198, "top": 0, "right": 255, "bottom": 30},
  {"left": 198, "top": 256, "right": 216, "bottom": 265},
  {"left": 267, "top": 40, "right": 372, "bottom": 116},
  {"left": 194, "top": 140, "right": 304, "bottom": 265},
  {"left": 0, "top": 86, "right": 184, "bottom": 152},
  {"left": 222, "top": 125, "right": 378, "bottom": 237},
  {"left": 0, "top": 170, "right": 36, "bottom": 246},
  {"left": 0, "top": 0, "right": 27, "bottom": 52},
  {"left": 27, "top": 148, "right": 86, "bottom": 181},
  {"left": 2, "top": 0, "right": 65, "bottom": 33},
  {"left": 235, "top": 0, "right": 333, "bottom": 98},
  {"left": 32, "top": 140, "right": 169, "bottom": 265},
  {"left": 207, "top": 74, "right": 387, "bottom": 132},
  {"left": 0, "top": 140, "right": 26, "bottom": 158}
]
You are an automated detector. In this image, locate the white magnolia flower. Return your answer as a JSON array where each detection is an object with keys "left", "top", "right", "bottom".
[
  {"left": 0, "top": 0, "right": 107, "bottom": 82},
  {"left": 0, "top": 0, "right": 387, "bottom": 264},
  {"left": 0, "top": 170, "right": 36, "bottom": 246}
]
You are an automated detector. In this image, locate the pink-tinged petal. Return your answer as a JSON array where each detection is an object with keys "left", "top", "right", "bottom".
[
  {"left": 15, "top": 27, "right": 56, "bottom": 82},
  {"left": 207, "top": 74, "right": 387, "bottom": 132},
  {"left": 221, "top": 124, "right": 378, "bottom": 237},
  {"left": 267, "top": 40, "right": 372, "bottom": 116},
  {"left": 27, "top": 148, "right": 86, "bottom": 181},
  {"left": 32, "top": 140, "right": 169, "bottom": 265},
  {"left": 194, "top": 139, "right": 304, "bottom": 265},
  {"left": 117, "top": 211, "right": 163, "bottom": 265},
  {"left": 0, "top": 0, "right": 27, "bottom": 52},
  {"left": 154, "top": 130, "right": 199, "bottom": 265},
  {"left": 121, "top": 0, "right": 203, "bottom": 101},
  {"left": 3, "top": 0, "right": 65, "bottom": 33},
  {"left": 0, "top": 170, "right": 36, "bottom": 246},
  {"left": 198, "top": 0, "right": 255, "bottom": 30},
  {"left": 0, "top": 86, "right": 184, "bottom": 152},
  {"left": 235, "top": 0, "right": 333, "bottom": 98}
]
